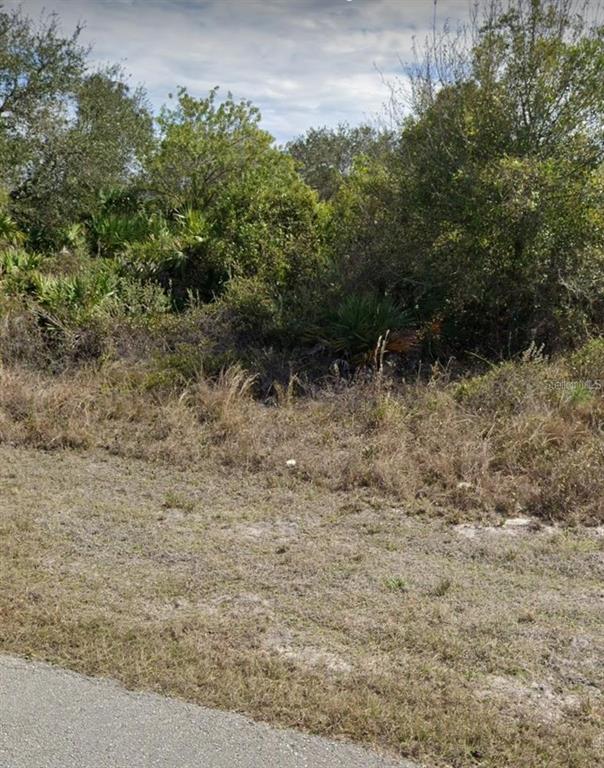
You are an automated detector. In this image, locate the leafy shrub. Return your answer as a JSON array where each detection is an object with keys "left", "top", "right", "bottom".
[
  {"left": 143, "top": 89, "right": 326, "bottom": 306},
  {"left": 31, "top": 269, "right": 119, "bottom": 316},
  {"left": 218, "top": 276, "right": 281, "bottom": 337},
  {"left": 316, "top": 294, "right": 413, "bottom": 362},
  {"left": 91, "top": 211, "right": 167, "bottom": 256},
  {"left": 454, "top": 359, "right": 555, "bottom": 414},
  {"left": 0, "top": 211, "right": 25, "bottom": 246},
  {"left": 114, "top": 279, "right": 171, "bottom": 318},
  {"left": 567, "top": 338, "right": 604, "bottom": 382},
  {"left": 329, "top": 1, "right": 604, "bottom": 356},
  {"left": 0, "top": 249, "right": 43, "bottom": 291}
]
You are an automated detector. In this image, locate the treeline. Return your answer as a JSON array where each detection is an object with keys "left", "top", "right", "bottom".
[{"left": 1, "top": 0, "right": 604, "bottom": 378}]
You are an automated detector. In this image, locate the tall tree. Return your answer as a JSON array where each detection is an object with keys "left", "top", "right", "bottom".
[
  {"left": 334, "top": 0, "right": 604, "bottom": 353},
  {"left": 286, "top": 124, "right": 394, "bottom": 201},
  {"left": 141, "top": 88, "right": 325, "bottom": 305},
  {"left": 0, "top": 7, "right": 86, "bottom": 189},
  {"left": 0, "top": 7, "right": 153, "bottom": 243}
]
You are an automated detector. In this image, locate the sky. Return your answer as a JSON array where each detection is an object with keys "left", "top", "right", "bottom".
[{"left": 12, "top": 0, "right": 471, "bottom": 142}]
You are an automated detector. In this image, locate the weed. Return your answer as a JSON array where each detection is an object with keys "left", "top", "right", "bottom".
[
  {"left": 385, "top": 577, "right": 408, "bottom": 592},
  {"left": 163, "top": 492, "right": 196, "bottom": 513},
  {"left": 431, "top": 577, "right": 452, "bottom": 597}
]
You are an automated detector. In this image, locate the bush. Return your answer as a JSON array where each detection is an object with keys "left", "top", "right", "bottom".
[
  {"left": 454, "top": 355, "right": 556, "bottom": 415},
  {"left": 567, "top": 338, "right": 604, "bottom": 382},
  {"left": 218, "top": 276, "right": 281, "bottom": 338},
  {"left": 0, "top": 211, "right": 25, "bottom": 246},
  {"left": 3, "top": 1, "right": 604, "bottom": 374},
  {"left": 0, "top": 248, "right": 43, "bottom": 293},
  {"left": 90, "top": 211, "right": 167, "bottom": 257},
  {"left": 330, "top": 0, "right": 604, "bottom": 356},
  {"left": 144, "top": 89, "right": 327, "bottom": 306},
  {"left": 315, "top": 294, "right": 413, "bottom": 363}
]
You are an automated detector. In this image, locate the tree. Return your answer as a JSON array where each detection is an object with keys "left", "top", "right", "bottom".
[
  {"left": 150, "top": 87, "right": 274, "bottom": 211},
  {"left": 0, "top": 7, "right": 153, "bottom": 243},
  {"left": 286, "top": 124, "right": 394, "bottom": 201},
  {"left": 0, "top": 6, "right": 86, "bottom": 180},
  {"left": 334, "top": 0, "right": 604, "bottom": 354},
  {"left": 139, "top": 88, "right": 326, "bottom": 308}
]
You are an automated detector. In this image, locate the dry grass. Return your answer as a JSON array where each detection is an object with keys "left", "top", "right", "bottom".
[
  {"left": 1, "top": 356, "right": 603, "bottom": 524},
  {"left": 1, "top": 444, "right": 602, "bottom": 768},
  {"left": 1, "top": 357, "right": 604, "bottom": 765}
]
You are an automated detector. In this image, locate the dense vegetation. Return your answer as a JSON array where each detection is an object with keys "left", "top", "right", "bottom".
[
  {"left": 1, "top": 0, "right": 603, "bottom": 382},
  {"left": 2, "top": 8, "right": 603, "bottom": 765}
]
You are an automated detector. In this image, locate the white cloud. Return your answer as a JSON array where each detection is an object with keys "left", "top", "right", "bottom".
[{"left": 11, "top": 0, "right": 470, "bottom": 140}]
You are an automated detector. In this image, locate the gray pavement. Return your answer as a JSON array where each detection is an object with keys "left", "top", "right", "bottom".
[{"left": 0, "top": 655, "right": 416, "bottom": 768}]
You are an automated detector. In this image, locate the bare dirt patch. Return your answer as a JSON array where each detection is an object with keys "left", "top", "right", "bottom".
[{"left": 477, "top": 674, "right": 583, "bottom": 725}]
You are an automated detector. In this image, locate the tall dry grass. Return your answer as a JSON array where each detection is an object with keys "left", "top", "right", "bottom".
[{"left": 1, "top": 353, "right": 603, "bottom": 524}]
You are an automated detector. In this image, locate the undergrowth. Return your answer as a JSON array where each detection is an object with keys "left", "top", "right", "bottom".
[{"left": 1, "top": 343, "right": 602, "bottom": 524}]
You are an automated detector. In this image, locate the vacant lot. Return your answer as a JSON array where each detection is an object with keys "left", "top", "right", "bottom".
[{"left": 1, "top": 442, "right": 602, "bottom": 768}]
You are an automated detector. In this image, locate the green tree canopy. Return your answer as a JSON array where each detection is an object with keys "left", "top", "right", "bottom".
[
  {"left": 0, "top": 7, "right": 86, "bottom": 176},
  {"left": 333, "top": 0, "right": 604, "bottom": 354},
  {"left": 139, "top": 88, "right": 326, "bottom": 307},
  {"left": 0, "top": 7, "right": 153, "bottom": 243},
  {"left": 286, "top": 124, "right": 395, "bottom": 201}
]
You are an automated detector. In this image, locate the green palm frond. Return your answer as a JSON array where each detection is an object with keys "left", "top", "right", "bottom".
[{"left": 318, "top": 294, "right": 413, "bottom": 361}]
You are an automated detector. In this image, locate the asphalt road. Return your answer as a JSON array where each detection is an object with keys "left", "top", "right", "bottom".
[{"left": 0, "top": 655, "right": 416, "bottom": 768}]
